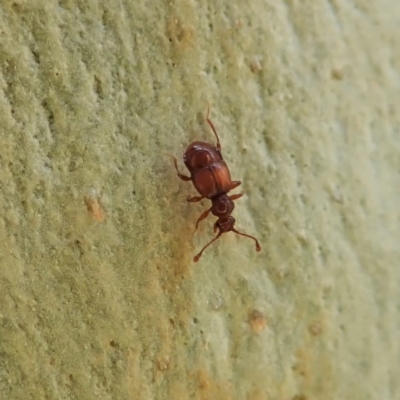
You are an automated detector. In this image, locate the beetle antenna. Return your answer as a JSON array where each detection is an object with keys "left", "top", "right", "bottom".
[
  {"left": 232, "top": 228, "right": 261, "bottom": 252},
  {"left": 193, "top": 232, "right": 222, "bottom": 262},
  {"left": 205, "top": 102, "right": 221, "bottom": 151}
]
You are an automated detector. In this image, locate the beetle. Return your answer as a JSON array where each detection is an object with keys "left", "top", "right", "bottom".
[{"left": 169, "top": 105, "right": 261, "bottom": 262}]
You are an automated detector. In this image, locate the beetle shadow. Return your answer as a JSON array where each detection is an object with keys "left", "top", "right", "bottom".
[{"left": 155, "top": 150, "right": 204, "bottom": 276}]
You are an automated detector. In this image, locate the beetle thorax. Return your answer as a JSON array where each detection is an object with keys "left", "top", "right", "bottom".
[{"left": 211, "top": 194, "right": 234, "bottom": 218}]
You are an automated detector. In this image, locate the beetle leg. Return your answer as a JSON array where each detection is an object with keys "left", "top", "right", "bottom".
[
  {"left": 229, "top": 192, "right": 244, "bottom": 201},
  {"left": 229, "top": 180, "right": 241, "bottom": 191},
  {"left": 192, "top": 206, "right": 212, "bottom": 235},
  {"left": 165, "top": 154, "right": 191, "bottom": 181},
  {"left": 206, "top": 102, "right": 221, "bottom": 151},
  {"left": 186, "top": 195, "right": 204, "bottom": 202},
  {"left": 213, "top": 221, "right": 218, "bottom": 232}
]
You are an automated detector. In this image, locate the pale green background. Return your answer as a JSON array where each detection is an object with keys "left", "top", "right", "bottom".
[{"left": 0, "top": 1, "right": 399, "bottom": 399}]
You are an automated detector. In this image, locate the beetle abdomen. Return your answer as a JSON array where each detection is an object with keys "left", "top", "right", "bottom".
[
  {"left": 192, "top": 161, "right": 232, "bottom": 199},
  {"left": 183, "top": 142, "right": 222, "bottom": 171}
]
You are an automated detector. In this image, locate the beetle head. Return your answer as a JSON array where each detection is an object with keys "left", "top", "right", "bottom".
[{"left": 215, "top": 216, "right": 235, "bottom": 233}]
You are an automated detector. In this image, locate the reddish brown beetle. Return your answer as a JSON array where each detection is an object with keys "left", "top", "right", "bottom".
[{"left": 169, "top": 105, "right": 261, "bottom": 262}]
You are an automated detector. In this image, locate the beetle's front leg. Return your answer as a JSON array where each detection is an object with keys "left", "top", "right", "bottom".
[
  {"left": 192, "top": 206, "right": 212, "bottom": 235},
  {"left": 229, "top": 192, "right": 243, "bottom": 201},
  {"left": 213, "top": 221, "right": 219, "bottom": 232}
]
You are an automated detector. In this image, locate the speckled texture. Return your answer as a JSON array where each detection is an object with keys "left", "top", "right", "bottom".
[{"left": 0, "top": 1, "right": 399, "bottom": 399}]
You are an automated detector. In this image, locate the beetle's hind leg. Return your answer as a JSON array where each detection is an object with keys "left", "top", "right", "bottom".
[
  {"left": 165, "top": 153, "right": 191, "bottom": 181},
  {"left": 206, "top": 102, "right": 221, "bottom": 151}
]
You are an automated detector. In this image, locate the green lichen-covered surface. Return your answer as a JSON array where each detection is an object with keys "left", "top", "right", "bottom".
[{"left": 0, "top": 1, "right": 399, "bottom": 399}]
